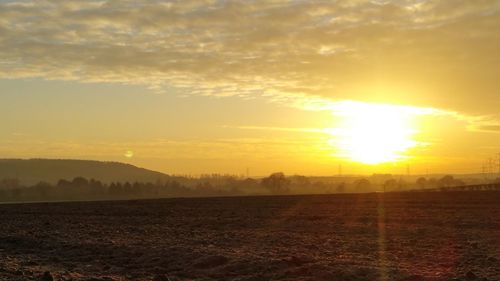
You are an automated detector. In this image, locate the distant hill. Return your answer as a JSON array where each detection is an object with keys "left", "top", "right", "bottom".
[{"left": 0, "top": 159, "right": 170, "bottom": 185}]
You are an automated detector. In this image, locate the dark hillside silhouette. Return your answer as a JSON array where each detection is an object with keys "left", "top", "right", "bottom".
[{"left": 0, "top": 159, "right": 169, "bottom": 185}]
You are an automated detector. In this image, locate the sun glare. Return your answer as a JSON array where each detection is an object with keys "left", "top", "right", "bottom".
[{"left": 327, "top": 101, "right": 430, "bottom": 165}]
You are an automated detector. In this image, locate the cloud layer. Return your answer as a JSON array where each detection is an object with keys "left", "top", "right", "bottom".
[{"left": 1, "top": 0, "right": 500, "bottom": 114}]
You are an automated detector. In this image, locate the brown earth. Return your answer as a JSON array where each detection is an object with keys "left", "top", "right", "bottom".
[{"left": 0, "top": 191, "right": 499, "bottom": 281}]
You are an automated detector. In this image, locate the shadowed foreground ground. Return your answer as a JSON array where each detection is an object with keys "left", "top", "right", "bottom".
[{"left": 0, "top": 191, "right": 499, "bottom": 281}]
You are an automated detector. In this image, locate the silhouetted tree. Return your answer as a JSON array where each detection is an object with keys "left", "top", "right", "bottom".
[
  {"left": 123, "top": 182, "right": 132, "bottom": 194},
  {"left": 261, "top": 172, "right": 290, "bottom": 194},
  {"left": 416, "top": 177, "right": 427, "bottom": 189},
  {"left": 88, "top": 179, "right": 104, "bottom": 198},
  {"left": 354, "top": 178, "right": 371, "bottom": 191},
  {"left": 397, "top": 178, "right": 407, "bottom": 190},
  {"left": 438, "top": 175, "right": 454, "bottom": 188},
  {"left": 57, "top": 179, "right": 71, "bottom": 188},
  {"left": 383, "top": 179, "right": 397, "bottom": 191},
  {"left": 428, "top": 178, "right": 437, "bottom": 188},
  {"left": 89, "top": 179, "right": 103, "bottom": 189},
  {"left": 72, "top": 177, "right": 89, "bottom": 187},
  {"left": 108, "top": 182, "right": 121, "bottom": 197},
  {"left": 34, "top": 181, "right": 52, "bottom": 198},
  {"left": 336, "top": 182, "right": 346, "bottom": 193}
]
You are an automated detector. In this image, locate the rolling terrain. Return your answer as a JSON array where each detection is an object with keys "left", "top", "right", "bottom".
[{"left": 0, "top": 159, "right": 169, "bottom": 185}]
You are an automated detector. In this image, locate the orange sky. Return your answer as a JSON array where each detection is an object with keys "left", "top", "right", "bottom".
[{"left": 1, "top": 0, "right": 500, "bottom": 176}]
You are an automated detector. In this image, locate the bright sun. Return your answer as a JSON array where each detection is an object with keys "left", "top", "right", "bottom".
[{"left": 327, "top": 101, "right": 428, "bottom": 165}]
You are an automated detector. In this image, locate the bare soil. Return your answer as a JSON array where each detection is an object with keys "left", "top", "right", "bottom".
[{"left": 0, "top": 191, "right": 499, "bottom": 281}]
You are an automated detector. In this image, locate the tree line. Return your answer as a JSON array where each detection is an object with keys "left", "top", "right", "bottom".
[{"left": 1, "top": 173, "right": 497, "bottom": 203}]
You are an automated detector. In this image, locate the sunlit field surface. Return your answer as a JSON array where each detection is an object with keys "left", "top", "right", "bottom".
[{"left": 1, "top": 191, "right": 499, "bottom": 281}]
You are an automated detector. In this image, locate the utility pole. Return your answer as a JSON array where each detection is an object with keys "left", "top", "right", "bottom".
[
  {"left": 489, "top": 158, "right": 494, "bottom": 180},
  {"left": 498, "top": 153, "right": 500, "bottom": 176},
  {"left": 246, "top": 167, "right": 249, "bottom": 178},
  {"left": 338, "top": 163, "right": 342, "bottom": 177},
  {"left": 482, "top": 163, "right": 486, "bottom": 182}
]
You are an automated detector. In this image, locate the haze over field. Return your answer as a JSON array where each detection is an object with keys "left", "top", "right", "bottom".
[{"left": 1, "top": 0, "right": 500, "bottom": 176}]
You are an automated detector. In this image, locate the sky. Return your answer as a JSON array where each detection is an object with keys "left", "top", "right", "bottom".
[{"left": 1, "top": 0, "right": 500, "bottom": 176}]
